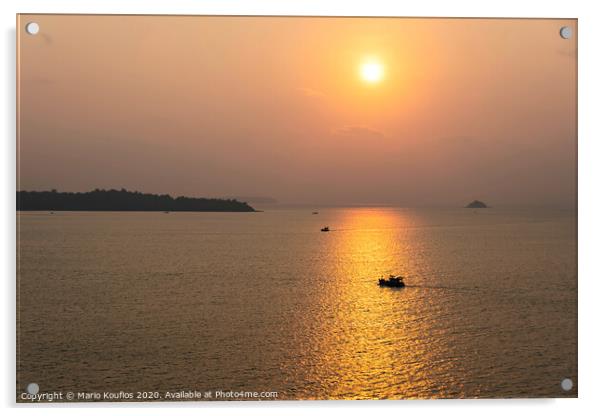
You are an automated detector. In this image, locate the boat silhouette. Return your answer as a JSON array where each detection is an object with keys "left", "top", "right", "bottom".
[
  {"left": 378, "top": 275, "right": 406, "bottom": 288},
  {"left": 321, "top": 226, "right": 330, "bottom": 232}
]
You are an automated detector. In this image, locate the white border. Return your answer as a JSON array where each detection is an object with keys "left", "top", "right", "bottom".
[{"left": 3, "top": 1, "right": 601, "bottom": 415}]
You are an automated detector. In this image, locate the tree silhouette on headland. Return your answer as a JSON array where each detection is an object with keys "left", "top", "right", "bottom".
[{"left": 17, "top": 189, "right": 256, "bottom": 212}]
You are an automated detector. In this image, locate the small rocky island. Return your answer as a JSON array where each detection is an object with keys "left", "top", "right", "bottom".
[
  {"left": 17, "top": 189, "right": 256, "bottom": 212},
  {"left": 465, "top": 200, "right": 488, "bottom": 208}
]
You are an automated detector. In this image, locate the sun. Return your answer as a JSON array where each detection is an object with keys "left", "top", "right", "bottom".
[{"left": 359, "top": 60, "right": 384, "bottom": 84}]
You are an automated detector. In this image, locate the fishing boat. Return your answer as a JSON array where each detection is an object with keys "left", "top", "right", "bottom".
[{"left": 378, "top": 275, "right": 406, "bottom": 288}]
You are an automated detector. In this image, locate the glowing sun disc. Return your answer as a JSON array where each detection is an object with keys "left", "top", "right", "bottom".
[{"left": 360, "top": 61, "right": 384, "bottom": 83}]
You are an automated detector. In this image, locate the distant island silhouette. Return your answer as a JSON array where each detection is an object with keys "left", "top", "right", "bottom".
[
  {"left": 465, "top": 200, "right": 488, "bottom": 208},
  {"left": 17, "top": 189, "right": 256, "bottom": 212},
  {"left": 230, "top": 196, "right": 278, "bottom": 204}
]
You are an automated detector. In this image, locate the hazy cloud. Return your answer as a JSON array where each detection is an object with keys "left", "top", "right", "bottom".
[
  {"left": 296, "top": 87, "right": 326, "bottom": 99},
  {"left": 331, "top": 125, "right": 386, "bottom": 140}
]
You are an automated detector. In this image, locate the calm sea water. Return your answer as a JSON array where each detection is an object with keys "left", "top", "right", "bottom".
[{"left": 17, "top": 207, "right": 577, "bottom": 400}]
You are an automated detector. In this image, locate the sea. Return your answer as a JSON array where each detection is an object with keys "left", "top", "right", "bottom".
[{"left": 16, "top": 207, "right": 577, "bottom": 400}]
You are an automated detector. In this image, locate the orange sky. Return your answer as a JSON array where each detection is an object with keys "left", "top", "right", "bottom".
[{"left": 18, "top": 15, "right": 577, "bottom": 207}]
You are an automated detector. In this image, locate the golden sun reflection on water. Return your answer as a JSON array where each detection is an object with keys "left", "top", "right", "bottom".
[{"left": 306, "top": 208, "right": 465, "bottom": 399}]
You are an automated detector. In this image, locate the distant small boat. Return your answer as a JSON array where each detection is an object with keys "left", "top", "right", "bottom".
[
  {"left": 312, "top": 211, "right": 319, "bottom": 215},
  {"left": 321, "top": 226, "right": 330, "bottom": 232},
  {"left": 378, "top": 275, "right": 406, "bottom": 288},
  {"left": 164, "top": 211, "right": 170, "bottom": 214}
]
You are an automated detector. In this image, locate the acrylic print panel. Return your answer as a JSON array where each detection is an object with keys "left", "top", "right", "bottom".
[{"left": 16, "top": 15, "right": 577, "bottom": 402}]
